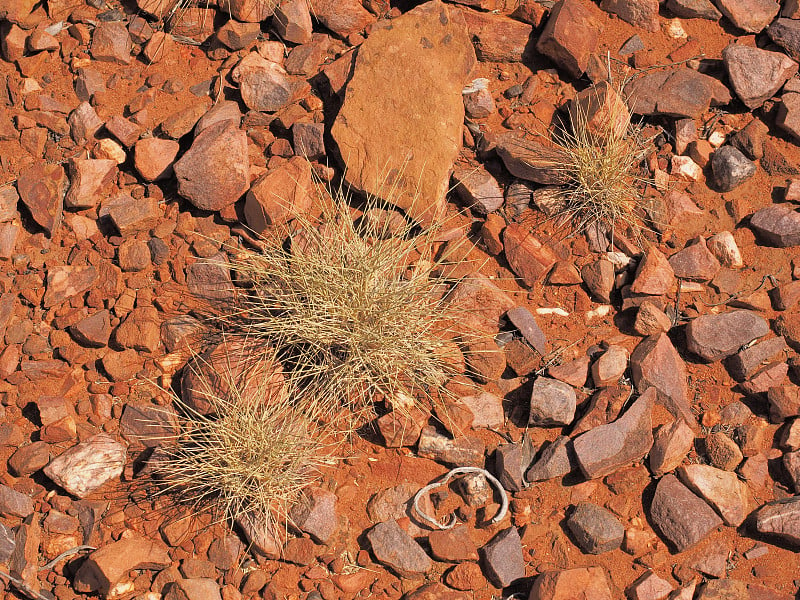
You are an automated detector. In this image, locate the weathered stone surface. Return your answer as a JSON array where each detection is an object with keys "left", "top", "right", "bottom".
[
  {"left": 666, "top": 0, "right": 721, "bottom": 18},
  {"left": 768, "top": 384, "right": 800, "bottom": 421},
  {"left": 367, "top": 520, "right": 431, "bottom": 577},
  {"left": 105, "top": 194, "right": 160, "bottom": 236},
  {"left": 716, "top": 0, "right": 779, "bottom": 32},
  {"left": 750, "top": 204, "right": 800, "bottom": 247},
  {"left": 712, "top": 146, "right": 757, "bottom": 192},
  {"left": 530, "top": 567, "right": 613, "bottom": 600},
  {"left": 237, "top": 57, "right": 293, "bottom": 113},
  {"left": 244, "top": 157, "right": 312, "bottom": 234},
  {"left": 74, "top": 536, "right": 171, "bottom": 595},
  {"left": 707, "top": 231, "right": 744, "bottom": 268},
  {"left": 459, "top": 392, "right": 504, "bottom": 429},
  {"left": 273, "top": 0, "right": 313, "bottom": 44},
  {"left": 630, "top": 333, "right": 694, "bottom": 424},
  {"left": 627, "top": 572, "right": 674, "bottom": 600},
  {"left": 0, "top": 484, "right": 33, "bottom": 518},
  {"left": 625, "top": 69, "right": 731, "bottom": 118},
  {"left": 506, "top": 306, "right": 547, "bottom": 355},
  {"left": 44, "top": 434, "right": 125, "bottom": 498},
  {"left": 582, "top": 258, "right": 614, "bottom": 304},
  {"left": 753, "top": 496, "right": 800, "bottom": 546},
  {"left": 529, "top": 377, "right": 576, "bottom": 427},
  {"left": 91, "top": 21, "right": 132, "bottom": 63},
  {"left": 452, "top": 166, "right": 503, "bottom": 215},
  {"left": 17, "top": 161, "right": 65, "bottom": 236},
  {"left": 173, "top": 121, "right": 249, "bottom": 212},
  {"left": 649, "top": 474, "right": 723, "bottom": 552},
  {"left": 634, "top": 301, "right": 672, "bottom": 336},
  {"left": 44, "top": 266, "right": 98, "bottom": 308},
  {"left": 65, "top": 158, "right": 117, "bottom": 209},
  {"left": 723, "top": 44, "right": 798, "bottom": 109},
  {"left": 114, "top": 307, "right": 161, "bottom": 353},
  {"left": 480, "top": 527, "right": 524, "bottom": 588},
  {"left": 289, "top": 487, "right": 337, "bottom": 544},
  {"left": 526, "top": 435, "right": 575, "bottom": 481},
  {"left": 536, "top": 0, "right": 602, "bottom": 79},
  {"left": 496, "top": 433, "right": 536, "bottom": 492},
  {"left": 630, "top": 248, "right": 676, "bottom": 295},
  {"left": 503, "top": 224, "right": 558, "bottom": 287},
  {"left": 649, "top": 419, "right": 694, "bottom": 476},
  {"left": 768, "top": 18, "right": 800, "bottom": 61},
  {"left": 331, "top": 1, "right": 475, "bottom": 224},
  {"left": 70, "top": 310, "right": 112, "bottom": 348},
  {"left": 494, "top": 133, "right": 570, "bottom": 185},
  {"left": 164, "top": 578, "right": 222, "bottom": 600},
  {"left": 591, "top": 345, "right": 628, "bottom": 387},
  {"left": 705, "top": 431, "right": 744, "bottom": 470},
  {"left": 678, "top": 464, "right": 750, "bottom": 526},
  {"left": 134, "top": 138, "right": 180, "bottom": 182},
  {"left": 428, "top": 525, "right": 479, "bottom": 562},
  {"left": 235, "top": 511, "right": 281, "bottom": 558},
  {"left": 417, "top": 426, "right": 484, "bottom": 467},
  {"left": 120, "top": 404, "right": 177, "bottom": 449},
  {"left": 669, "top": 237, "right": 721, "bottom": 281},
  {"left": 686, "top": 310, "right": 769, "bottom": 361},
  {"left": 573, "top": 388, "right": 654, "bottom": 479},
  {"left": 600, "top": 0, "right": 659, "bottom": 31},
  {"left": 728, "top": 337, "right": 787, "bottom": 382},
  {"left": 460, "top": 8, "right": 534, "bottom": 62},
  {"left": 695, "top": 580, "right": 749, "bottom": 600},
  {"left": 566, "top": 502, "right": 624, "bottom": 554},
  {"left": 309, "top": 0, "right": 374, "bottom": 37}
]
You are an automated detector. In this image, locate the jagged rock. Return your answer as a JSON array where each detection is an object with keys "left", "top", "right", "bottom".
[
  {"left": 44, "top": 434, "right": 125, "bottom": 498},
  {"left": 649, "top": 419, "right": 695, "bottom": 476},
  {"left": 678, "top": 464, "right": 750, "bottom": 526},
  {"left": 496, "top": 433, "right": 536, "bottom": 492},
  {"left": 526, "top": 436, "right": 575, "bottom": 481},
  {"left": 366, "top": 520, "right": 431, "bottom": 577},
  {"left": 716, "top": 0, "right": 780, "bottom": 32},
  {"left": 74, "top": 536, "right": 171, "bottom": 595},
  {"left": 529, "top": 377, "right": 577, "bottom": 427},
  {"left": 480, "top": 527, "right": 525, "bottom": 588},
  {"left": 600, "top": 0, "right": 659, "bottom": 31},
  {"left": 750, "top": 204, "right": 800, "bottom": 247},
  {"left": 649, "top": 474, "right": 723, "bottom": 552},
  {"left": 753, "top": 496, "right": 800, "bottom": 546},
  {"left": 536, "top": 0, "right": 602, "bottom": 78}
]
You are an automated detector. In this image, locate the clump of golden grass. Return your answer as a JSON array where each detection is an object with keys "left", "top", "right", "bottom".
[
  {"left": 545, "top": 79, "right": 653, "bottom": 244},
  {"left": 222, "top": 185, "right": 469, "bottom": 425},
  {"left": 150, "top": 355, "right": 329, "bottom": 532}
]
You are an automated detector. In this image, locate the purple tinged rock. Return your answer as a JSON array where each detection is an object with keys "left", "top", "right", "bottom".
[
  {"left": 529, "top": 377, "right": 577, "bottom": 427},
  {"left": 480, "top": 527, "right": 524, "bottom": 588},
  {"left": 526, "top": 435, "right": 575, "bottom": 481},
  {"left": 715, "top": 0, "right": 779, "bottom": 32},
  {"left": 768, "top": 18, "right": 800, "bottom": 61},
  {"left": 649, "top": 473, "right": 723, "bottom": 552},
  {"left": 630, "top": 333, "right": 694, "bottom": 425},
  {"left": 668, "top": 237, "right": 721, "bottom": 282},
  {"left": 600, "top": 0, "right": 659, "bottom": 31},
  {"left": 367, "top": 520, "right": 431, "bottom": 577},
  {"left": 566, "top": 502, "right": 624, "bottom": 554},
  {"left": 507, "top": 306, "right": 547, "bottom": 355},
  {"left": 289, "top": 487, "right": 337, "bottom": 544},
  {"left": 451, "top": 166, "right": 504, "bottom": 215},
  {"left": 0, "top": 485, "right": 33, "bottom": 518},
  {"left": 686, "top": 310, "right": 769, "bottom": 362},
  {"left": 722, "top": 44, "right": 798, "bottom": 109},
  {"left": 727, "top": 336, "right": 787, "bottom": 381},
  {"left": 666, "top": 0, "right": 721, "bottom": 19},
  {"left": 750, "top": 204, "right": 800, "bottom": 247},
  {"left": 572, "top": 388, "right": 654, "bottom": 479},
  {"left": 753, "top": 496, "right": 800, "bottom": 546},
  {"left": 495, "top": 433, "right": 536, "bottom": 492}
]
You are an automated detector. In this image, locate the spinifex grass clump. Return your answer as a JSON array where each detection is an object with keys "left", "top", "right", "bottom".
[
  {"left": 151, "top": 360, "right": 328, "bottom": 531},
  {"left": 547, "top": 80, "right": 653, "bottom": 243},
  {"left": 225, "top": 189, "right": 466, "bottom": 424}
]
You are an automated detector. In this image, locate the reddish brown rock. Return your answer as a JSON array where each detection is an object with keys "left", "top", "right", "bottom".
[
  {"left": 173, "top": 121, "right": 250, "bottom": 211},
  {"left": 669, "top": 237, "right": 721, "bottom": 281},
  {"left": 480, "top": 527, "right": 525, "bottom": 588},
  {"left": 16, "top": 161, "right": 65, "bottom": 236},
  {"left": 216, "top": 19, "right": 260, "bottom": 51},
  {"left": 244, "top": 157, "right": 312, "bottom": 233},
  {"left": 273, "top": 0, "right": 313, "bottom": 44},
  {"left": 566, "top": 502, "right": 624, "bottom": 554},
  {"left": 452, "top": 166, "right": 504, "bottom": 215},
  {"left": 218, "top": 0, "right": 274, "bottom": 21},
  {"left": 530, "top": 567, "right": 613, "bottom": 600},
  {"left": 91, "top": 21, "right": 132, "bottom": 63},
  {"left": 728, "top": 337, "right": 787, "bottom": 382},
  {"left": 705, "top": 431, "right": 743, "bottom": 470},
  {"left": 134, "top": 138, "right": 180, "bottom": 182},
  {"left": 114, "top": 307, "right": 161, "bottom": 353},
  {"left": 630, "top": 333, "right": 694, "bottom": 425},
  {"left": 678, "top": 464, "right": 750, "bottom": 526},
  {"left": 43, "top": 266, "right": 97, "bottom": 308},
  {"left": 753, "top": 496, "right": 800, "bottom": 546},
  {"left": 536, "top": 0, "right": 602, "bottom": 79},
  {"left": 686, "top": 310, "right": 769, "bottom": 362},
  {"left": 160, "top": 99, "right": 212, "bottom": 139},
  {"left": 750, "top": 204, "right": 800, "bottom": 247},
  {"left": 236, "top": 57, "right": 293, "bottom": 113},
  {"left": 69, "top": 102, "right": 103, "bottom": 145},
  {"left": 289, "top": 487, "right": 337, "bottom": 544},
  {"left": 70, "top": 310, "right": 112, "bottom": 348},
  {"left": 716, "top": 0, "right": 780, "bottom": 32},
  {"left": 459, "top": 8, "right": 534, "bottom": 62},
  {"left": 331, "top": 1, "right": 476, "bottom": 224},
  {"left": 634, "top": 301, "right": 672, "bottom": 336},
  {"left": 503, "top": 224, "right": 558, "bottom": 287},
  {"left": 573, "top": 388, "right": 654, "bottom": 479},
  {"left": 74, "top": 536, "right": 171, "bottom": 595},
  {"left": 104, "top": 194, "right": 160, "bottom": 236},
  {"left": 105, "top": 115, "right": 142, "bottom": 148},
  {"left": 65, "top": 158, "right": 117, "bottom": 209},
  {"left": 649, "top": 474, "right": 723, "bottom": 552},
  {"left": 366, "top": 520, "right": 431, "bottom": 577},
  {"left": 529, "top": 376, "right": 577, "bottom": 427},
  {"left": 630, "top": 248, "right": 675, "bottom": 296},
  {"left": 600, "top": 0, "right": 659, "bottom": 31},
  {"left": 649, "top": 419, "right": 694, "bottom": 476},
  {"left": 428, "top": 524, "right": 479, "bottom": 562},
  {"left": 309, "top": 0, "right": 375, "bottom": 38}
]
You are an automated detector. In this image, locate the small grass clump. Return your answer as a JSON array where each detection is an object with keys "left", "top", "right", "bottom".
[
  {"left": 150, "top": 361, "right": 328, "bottom": 532},
  {"left": 223, "top": 187, "right": 467, "bottom": 424},
  {"left": 544, "top": 79, "right": 654, "bottom": 244}
]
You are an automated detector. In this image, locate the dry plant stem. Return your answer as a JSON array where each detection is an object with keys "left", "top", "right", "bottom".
[{"left": 413, "top": 467, "right": 509, "bottom": 530}]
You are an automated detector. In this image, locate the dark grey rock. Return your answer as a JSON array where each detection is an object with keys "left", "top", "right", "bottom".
[
  {"left": 566, "top": 502, "right": 624, "bottom": 554},
  {"left": 712, "top": 146, "right": 756, "bottom": 192},
  {"left": 480, "top": 527, "right": 525, "bottom": 588},
  {"left": 686, "top": 310, "right": 769, "bottom": 362},
  {"left": 526, "top": 435, "right": 575, "bottom": 482},
  {"left": 367, "top": 520, "right": 431, "bottom": 577},
  {"left": 495, "top": 433, "right": 536, "bottom": 492}
]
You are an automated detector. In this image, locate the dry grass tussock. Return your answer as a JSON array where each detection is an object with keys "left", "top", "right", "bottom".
[
  {"left": 221, "top": 183, "right": 476, "bottom": 426},
  {"left": 149, "top": 353, "right": 331, "bottom": 533}
]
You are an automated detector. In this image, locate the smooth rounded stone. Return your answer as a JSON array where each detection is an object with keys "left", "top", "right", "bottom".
[
  {"left": 479, "top": 527, "right": 524, "bottom": 588},
  {"left": 677, "top": 464, "right": 751, "bottom": 526},
  {"left": 686, "top": 310, "right": 769, "bottom": 362},
  {"left": 705, "top": 431, "right": 744, "bottom": 470},
  {"left": 428, "top": 524, "right": 479, "bottom": 562},
  {"left": 566, "top": 502, "right": 624, "bottom": 554},
  {"left": 712, "top": 146, "right": 756, "bottom": 192},
  {"left": 529, "top": 377, "right": 577, "bottom": 427},
  {"left": 750, "top": 204, "right": 800, "bottom": 247},
  {"left": 530, "top": 567, "right": 613, "bottom": 600},
  {"left": 649, "top": 474, "right": 723, "bottom": 552},
  {"left": 627, "top": 571, "right": 674, "bottom": 600},
  {"left": 526, "top": 435, "right": 575, "bottom": 482},
  {"left": 668, "top": 237, "right": 721, "bottom": 281},
  {"left": 44, "top": 434, "right": 125, "bottom": 498},
  {"left": 591, "top": 345, "right": 628, "bottom": 387},
  {"left": 649, "top": 419, "right": 695, "bottom": 476},
  {"left": 452, "top": 166, "right": 503, "bottom": 215},
  {"left": 581, "top": 258, "right": 614, "bottom": 303},
  {"left": 753, "top": 496, "right": 800, "bottom": 546},
  {"left": 366, "top": 520, "right": 431, "bottom": 577},
  {"left": 74, "top": 536, "right": 171, "bottom": 595},
  {"left": 330, "top": 1, "right": 475, "bottom": 224},
  {"left": 572, "top": 388, "right": 654, "bottom": 479},
  {"left": 723, "top": 44, "right": 798, "bottom": 109}
]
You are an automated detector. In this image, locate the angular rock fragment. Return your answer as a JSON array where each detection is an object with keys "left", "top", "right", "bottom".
[
  {"left": 44, "top": 266, "right": 98, "bottom": 308},
  {"left": 65, "top": 158, "right": 117, "bottom": 209},
  {"left": 669, "top": 237, "right": 721, "bottom": 281},
  {"left": 600, "top": 0, "right": 659, "bottom": 31},
  {"left": 244, "top": 157, "right": 312, "bottom": 233},
  {"left": 74, "top": 536, "right": 171, "bottom": 595},
  {"left": 529, "top": 377, "right": 577, "bottom": 427},
  {"left": 503, "top": 224, "right": 558, "bottom": 287},
  {"left": 649, "top": 419, "right": 694, "bottom": 476},
  {"left": 727, "top": 337, "right": 787, "bottom": 381},
  {"left": 44, "top": 434, "right": 126, "bottom": 498},
  {"left": 428, "top": 525, "right": 479, "bottom": 562},
  {"left": 723, "top": 44, "right": 798, "bottom": 109},
  {"left": 573, "top": 388, "right": 654, "bottom": 479},
  {"left": 526, "top": 435, "right": 575, "bottom": 481},
  {"left": 686, "top": 310, "right": 769, "bottom": 361},
  {"left": 536, "top": 0, "right": 602, "bottom": 79},
  {"left": 289, "top": 487, "right": 337, "bottom": 544},
  {"left": 649, "top": 474, "right": 723, "bottom": 552},
  {"left": 630, "top": 248, "right": 675, "bottom": 295},
  {"left": 17, "top": 161, "right": 65, "bottom": 236},
  {"left": 666, "top": 0, "right": 721, "bottom": 18},
  {"left": 530, "top": 567, "right": 613, "bottom": 600},
  {"left": 678, "top": 464, "right": 750, "bottom": 526},
  {"left": 417, "top": 426, "right": 483, "bottom": 467},
  {"left": 566, "top": 502, "right": 624, "bottom": 554},
  {"left": 367, "top": 520, "right": 431, "bottom": 577},
  {"left": 630, "top": 333, "right": 694, "bottom": 424},
  {"left": 496, "top": 433, "right": 536, "bottom": 492},
  {"left": 460, "top": 9, "right": 534, "bottom": 63},
  {"left": 480, "top": 527, "right": 524, "bottom": 588},
  {"left": 452, "top": 166, "right": 503, "bottom": 215},
  {"left": 711, "top": 146, "right": 757, "bottom": 192},
  {"left": 753, "top": 496, "right": 800, "bottom": 546},
  {"left": 750, "top": 204, "right": 800, "bottom": 247},
  {"left": 716, "top": 0, "right": 779, "bottom": 32},
  {"left": 768, "top": 18, "right": 800, "bottom": 61}
]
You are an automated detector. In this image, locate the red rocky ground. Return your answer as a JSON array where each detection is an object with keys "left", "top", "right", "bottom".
[{"left": 0, "top": 0, "right": 800, "bottom": 598}]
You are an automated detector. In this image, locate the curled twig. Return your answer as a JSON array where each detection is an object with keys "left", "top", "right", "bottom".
[{"left": 413, "top": 467, "right": 509, "bottom": 530}]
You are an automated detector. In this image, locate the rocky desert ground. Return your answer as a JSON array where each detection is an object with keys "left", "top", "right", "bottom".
[{"left": 0, "top": 0, "right": 800, "bottom": 598}]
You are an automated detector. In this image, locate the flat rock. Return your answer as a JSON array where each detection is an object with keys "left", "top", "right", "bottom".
[
  {"left": 600, "top": 0, "right": 659, "bottom": 31},
  {"left": 366, "top": 520, "right": 431, "bottom": 577},
  {"left": 530, "top": 567, "right": 613, "bottom": 600},
  {"left": 309, "top": 0, "right": 374, "bottom": 37},
  {"left": 666, "top": 0, "right": 721, "bottom": 18},
  {"left": 16, "top": 161, "right": 65, "bottom": 236},
  {"left": 480, "top": 527, "right": 524, "bottom": 588},
  {"left": 705, "top": 430, "right": 744, "bottom": 470},
  {"left": 630, "top": 248, "right": 676, "bottom": 295},
  {"left": 649, "top": 473, "right": 723, "bottom": 552},
  {"left": 695, "top": 580, "right": 749, "bottom": 599},
  {"left": 218, "top": 0, "right": 274, "bottom": 21},
  {"left": 627, "top": 572, "right": 674, "bottom": 600},
  {"left": 727, "top": 336, "right": 787, "bottom": 382},
  {"left": 536, "top": 0, "right": 602, "bottom": 79},
  {"left": 566, "top": 502, "right": 624, "bottom": 554},
  {"left": 289, "top": 487, "right": 337, "bottom": 544},
  {"left": 625, "top": 68, "right": 731, "bottom": 118},
  {"left": 91, "top": 21, "right": 132, "bottom": 63},
  {"left": 712, "top": 146, "right": 757, "bottom": 192},
  {"left": 164, "top": 579, "right": 222, "bottom": 600},
  {"left": 496, "top": 433, "right": 536, "bottom": 492},
  {"left": 134, "top": 138, "right": 180, "bottom": 182},
  {"left": 74, "top": 536, "right": 171, "bottom": 595},
  {"left": 573, "top": 388, "right": 654, "bottom": 479},
  {"left": 173, "top": 120, "right": 249, "bottom": 212},
  {"left": 591, "top": 345, "right": 628, "bottom": 387},
  {"left": 750, "top": 204, "right": 800, "bottom": 247},
  {"left": 669, "top": 237, "right": 721, "bottom": 281},
  {"left": 459, "top": 8, "right": 534, "bottom": 62},
  {"left": 0, "top": 484, "right": 33, "bottom": 518},
  {"left": 678, "top": 464, "right": 750, "bottom": 526},
  {"left": 723, "top": 44, "right": 798, "bottom": 109},
  {"left": 716, "top": 0, "right": 779, "bottom": 31},
  {"left": 526, "top": 435, "right": 575, "bottom": 482},
  {"left": 630, "top": 333, "right": 694, "bottom": 424},
  {"left": 686, "top": 310, "right": 769, "bottom": 361},
  {"left": 331, "top": 1, "right": 475, "bottom": 224},
  {"left": 494, "top": 133, "right": 570, "bottom": 185},
  {"left": 753, "top": 496, "right": 800, "bottom": 546},
  {"left": 417, "top": 426, "right": 484, "bottom": 467},
  {"left": 429, "top": 524, "right": 479, "bottom": 562},
  {"left": 44, "top": 434, "right": 125, "bottom": 498},
  {"left": 452, "top": 166, "right": 503, "bottom": 215},
  {"left": 105, "top": 194, "right": 160, "bottom": 236},
  {"left": 503, "top": 223, "right": 558, "bottom": 287},
  {"left": 768, "top": 18, "right": 800, "bottom": 61},
  {"left": 634, "top": 301, "right": 672, "bottom": 336},
  {"left": 707, "top": 231, "right": 744, "bottom": 268},
  {"left": 44, "top": 265, "right": 98, "bottom": 308},
  {"left": 70, "top": 310, "right": 112, "bottom": 348},
  {"left": 530, "top": 377, "right": 577, "bottom": 427},
  {"left": 768, "top": 384, "right": 800, "bottom": 421},
  {"left": 582, "top": 259, "right": 614, "bottom": 304},
  {"left": 237, "top": 57, "right": 293, "bottom": 113}
]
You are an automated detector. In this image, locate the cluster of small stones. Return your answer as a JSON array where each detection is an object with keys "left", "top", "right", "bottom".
[{"left": 2, "top": 0, "right": 800, "bottom": 598}]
